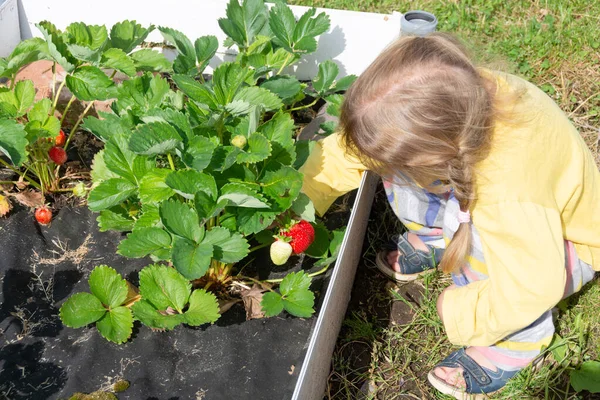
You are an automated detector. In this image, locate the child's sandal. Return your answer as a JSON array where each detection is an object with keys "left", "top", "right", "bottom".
[
  {"left": 427, "top": 348, "right": 520, "bottom": 400},
  {"left": 375, "top": 232, "right": 444, "bottom": 282}
]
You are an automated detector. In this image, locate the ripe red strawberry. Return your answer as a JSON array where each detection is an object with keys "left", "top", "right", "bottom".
[
  {"left": 55, "top": 130, "right": 66, "bottom": 147},
  {"left": 281, "top": 220, "right": 315, "bottom": 254},
  {"left": 35, "top": 206, "right": 52, "bottom": 225},
  {"left": 49, "top": 146, "right": 67, "bottom": 165}
]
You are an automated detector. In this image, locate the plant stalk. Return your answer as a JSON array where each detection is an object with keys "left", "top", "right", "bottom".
[
  {"left": 288, "top": 98, "right": 319, "bottom": 112},
  {"left": 59, "top": 95, "right": 77, "bottom": 126},
  {"left": 167, "top": 153, "right": 176, "bottom": 171},
  {"left": 64, "top": 100, "right": 95, "bottom": 151},
  {"left": 0, "top": 158, "right": 42, "bottom": 190},
  {"left": 50, "top": 79, "right": 68, "bottom": 115}
]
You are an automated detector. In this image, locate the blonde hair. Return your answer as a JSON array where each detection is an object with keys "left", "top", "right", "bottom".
[{"left": 340, "top": 33, "right": 500, "bottom": 274}]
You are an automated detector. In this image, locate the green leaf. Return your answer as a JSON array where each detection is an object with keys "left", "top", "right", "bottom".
[
  {"left": 194, "top": 191, "right": 228, "bottom": 222},
  {"left": 172, "top": 237, "right": 213, "bottom": 280},
  {"left": 218, "top": 0, "right": 269, "bottom": 49},
  {"left": 319, "top": 121, "right": 336, "bottom": 136},
  {"left": 261, "top": 291, "right": 284, "bottom": 317},
  {"left": 131, "top": 299, "right": 185, "bottom": 330},
  {"left": 313, "top": 60, "right": 338, "bottom": 95},
  {"left": 268, "top": 1, "right": 296, "bottom": 53},
  {"left": 88, "top": 178, "right": 137, "bottom": 211},
  {"left": 293, "top": 8, "right": 330, "bottom": 53},
  {"left": 259, "top": 166, "right": 302, "bottom": 210},
  {"left": 236, "top": 208, "right": 278, "bottom": 235},
  {"left": 158, "top": 26, "right": 196, "bottom": 75},
  {"left": 160, "top": 199, "right": 203, "bottom": 242},
  {"left": 194, "top": 35, "right": 218, "bottom": 74},
  {"left": 101, "top": 48, "right": 136, "bottom": 76},
  {"left": 14, "top": 80, "right": 35, "bottom": 116},
  {"left": 172, "top": 74, "right": 217, "bottom": 108},
  {"left": 88, "top": 265, "right": 128, "bottom": 308},
  {"left": 260, "top": 111, "right": 295, "bottom": 166},
  {"left": 0, "top": 119, "right": 28, "bottom": 166},
  {"left": 36, "top": 22, "right": 77, "bottom": 72},
  {"left": 97, "top": 208, "right": 135, "bottom": 232},
  {"left": 96, "top": 306, "right": 133, "bottom": 344},
  {"left": 135, "top": 203, "right": 161, "bottom": 229},
  {"left": 110, "top": 20, "right": 154, "bottom": 54},
  {"left": 260, "top": 76, "right": 302, "bottom": 101},
  {"left": 305, "top": 222, "right": 329, "bottom": 258},
  {"left": 291, "top": 193, "right": 315, "bottom": 222},
  {"left": 91, "top": 150, "right": 119, "bottom": 183},
  {"left": 65, "top": 22, "right": 108, "bottom": 50},
  {"left": 104, "top": 134, "right": 148, "bottom": 184},
  {"left": 181, "top": 136, "right": 217, "bottom": 171},
  {"left": 116, "top": 73, "right": 170, "bottom": 115},
  {"left": 138, "top": 264, "right": 191, "bottom": 313},
  {"left": 218, "top": 182, "right": 269, "bottom": 208},
  {"left": 325, "top": 94, "right": 344, "bottom": 117},
  {"left": 280, "top": 271, "right": 314, "bottom": 318},
  {"left": 27, "top": 98, "right": 52, "bottom": 123},
  {"left": 334, "top": 75, "right": 357, "bottom": 92},
  {"left": 183, "top": 289, "right": 221, "bottom": 326},
  {"left": 66, "top": 66, "right": 116, "bottom": 101},
  {"left": 571, "top": 361, "right": 600, "bottom": 393},
  {"left": 60, "top": 292, "right": 106, "bottom": 328},
  {"left": 130, "top": 49, "right": 172, "bottom": 72},
  {"left": 236, "top": 132, "right": 271, "bottom": 164},
  {"left": 1, "top": 38, "right": 45, "bottom": 80},
  {"left": 118, "top": 227, "right": 172, "bottom": 258},
  {"left": 129, "top": 121, "right": 182, "bottom": 155},
  {"left": 165, "top": 169, "right": 217, "bottom": 200},
  {"left": 212, "top": 62, "right": 251, "bottom": 106},
  {"left": 139, "top": 168, "right": 175, "bottom": 204},
  {"left": 234, "top": 86, "right": 283, "bottom": 111},
  {"left": 202, "top": 227, "right": 249, "bottom": 263},
  {"left": 293, "top": 140, "right": 315, "bottom": 169},
  {"left": 83, "top": 112, "right": 131, "bottom": 142}
]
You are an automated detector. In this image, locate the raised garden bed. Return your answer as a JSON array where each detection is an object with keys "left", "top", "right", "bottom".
[{"left": 0, "top": 1, "right": 396, "bottom": 398}]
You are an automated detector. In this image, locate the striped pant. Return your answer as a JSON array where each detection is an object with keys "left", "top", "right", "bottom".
[{"left": 383, "top": 179, "right": 596, "bottom": 371}]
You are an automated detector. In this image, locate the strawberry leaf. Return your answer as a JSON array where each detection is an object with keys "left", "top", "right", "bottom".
[
  {"left": 293, "top": 8, "right": 330, "bottom": 53},
  {"left": 130, "top": 49, "right": 171, "bottom": 72},
  {"left": 213, "top": 62, "right": 251, "bottom": 106},
  {"left": 158, "top": 26, "right": 196, "bottom": 75},
  {"left": 165, "top": 170, "right": 217, "bottom": 200},
  {"left": 118, "top": 227, "right": 172, "bottom": 258},
  {"left": 138, "top": 264, "right": 191, "bottom": 313},
  {"left": 88, "top": 265, "right": 129, "bottom": 309},
  {"left": 260, "top": 76, "right": 302, "bottom": 102},
  {"left": 66, "top": 66, "right": 117, "bottom": 101},
  {"left": 131, "top": 299, "right": 185, "bottom": 330},
  {"left": 183, "top": 289, "right": 221, "bottom": 326},
  {"left": 181, "top": 136, "right": 217, "bottom": 171},
  {"left": 261, "top": 292, "right": 284, "bottom": 317},
  {"left": 172, "top": 74, "right": 217, "bottom": 108},
  {"left": 202, "top": 226, "right": 249, "bottom": 263},
  {"left": 194, "top": 191, "right": 228, "bottom": 222},
  {"left": 312, "top": 60, "right": 338, "bottom": 96},
  {"left": 279, "top": 271, "right": 314, "bottom": 318},
  {"left": 60, "top": 292, "right": 106, "bottom": 328},
  {"left": 0, "top": 119, "right": 28, "bottom": 166},
  {"left": 97, "top": 208, "right": 135, "bottom": 232},
  {"left": 236, "top": 132, "right": 272, "bottom": 164},
  {"left": 194, "top": 35, "right": 219, "bottom": 74},
  {"left": 159, "top": 199, "right": 203, "bottom": 242},
  {"left": 236, "top": 208, "right": 279, "bottom": 235},
  {"left": 291, "top": 193, "right": 315, "bottom": 222},
  {"left": 325, "top": 94, "right": 344, "bottom": 117},
  {"left": 96, "top": 306, "right": 133, "bottom": 344},
  {"left": 218, "top": 182, "right": 270, "bottom": 208},
  {"left": 110, "top": 20, "right": 154, "bottom": 54},
  {"left": 88, "top": 178, "right": 137, "bottom": 211},
  {"left": 139, "top": 168, "right": 175, "bottom": 204},
  {"left": 234, "top": 86, "right": 283, "bottom": 111},
  {"left": 304, "top": 222, "right": 329, "bottom": 258},
  {"left": 36, "top": 21, "right": 77, "bottom": 73},
  {"left": 571, "top": 361, "right": 600, "bottom": 393},
  {"left": 13, "top": 80, "right": 35, "bottom": 116},
  {"left": 83, "top": 112, "right": 131, "bottom": 142},
  {"left": 100, "top": 48, "right": 136, "bottom": 77},
  {"left": 129, "top": 121, "right": 182, "bottom": 155},
  {"left": 172, "top": 238, "right": 214, "bottom": 280},
  {"left": 218, "top": 0, "right": 269, "bottom": 49},
  {"left": 259, "top": 166, "right": 303, "bottom": 210},
  {"left": 104, "top": 134, "right": 151, "bottom": 185},
  {"left": 135, "top": 203, "right": 161, "bottom": 229}
]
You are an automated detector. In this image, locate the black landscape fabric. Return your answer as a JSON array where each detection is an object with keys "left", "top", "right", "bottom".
[{"left": 0, "top": 205, "right": 329, "bottom": 400}]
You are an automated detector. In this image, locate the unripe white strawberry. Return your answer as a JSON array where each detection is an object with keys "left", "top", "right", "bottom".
[
  {"left": 270, "top": 239, "right": 292, "bottom": 266},
  {"left": 231, "top": 135, "right": 247, "bottom": 149}
]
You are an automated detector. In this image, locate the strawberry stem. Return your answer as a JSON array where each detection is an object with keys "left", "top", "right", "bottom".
[{"left": 249, "top": 242, "right": 270, "bottom": 252}]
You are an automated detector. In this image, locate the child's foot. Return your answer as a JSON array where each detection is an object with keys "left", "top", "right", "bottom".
[
  {"left": 428, "top": 347, "right": 521, "bottom": 399},
  {"left": 375, "top": 232, "right": 444, "bottom": 282}
]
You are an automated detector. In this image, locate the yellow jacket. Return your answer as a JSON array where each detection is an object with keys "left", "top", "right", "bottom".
[{"left": 300, "top": 70, "right": 600, "bottom": 346}]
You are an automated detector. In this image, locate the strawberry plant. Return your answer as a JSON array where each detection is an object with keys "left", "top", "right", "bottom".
[
  {"left": 52, "top": 0, "right": 352, "bottom": 343},
  {"left": 0, "top": 20, "right": 170, "bottom": 207}
]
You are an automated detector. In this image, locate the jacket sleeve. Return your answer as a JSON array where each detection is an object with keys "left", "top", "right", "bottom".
[
  {"left": 442, "top": 201, "right": 567, "bottom": 346},
  {"left": 299, "top": 132, "right": 367, "bottom": 216}
]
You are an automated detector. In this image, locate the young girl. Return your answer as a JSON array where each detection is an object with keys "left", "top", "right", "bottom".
[{"left": 300, "top": 33, "right": 599, "bottom": 398}]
